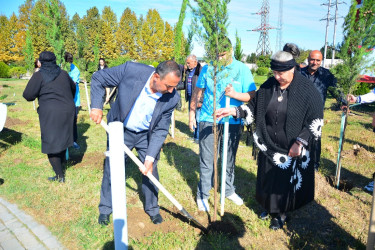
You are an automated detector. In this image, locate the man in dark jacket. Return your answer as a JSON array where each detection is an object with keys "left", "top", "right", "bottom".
[
  {"left": 180, "top": 55, "right": 202, "bottom": 142},
  {"left": 90, "top": 60, "right": 181, "bottom": 225},
  {"left": 300, "top": 50, "right": 347, "bottom": 170}
]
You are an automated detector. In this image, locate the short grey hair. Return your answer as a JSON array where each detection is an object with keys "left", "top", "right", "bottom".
[
  {"left": 271, "top": 51, "right": 293, "bottom": 62},
  {"left": 186, "top": 54, "right": 197, "bottom": 62}
]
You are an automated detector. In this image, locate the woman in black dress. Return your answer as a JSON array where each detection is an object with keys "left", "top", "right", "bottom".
[
  {"left": 216, "top": 51, "right": 324, "bottom": 230},
  {"left": 23, "top": 51, "right": 76, "bottom": 183}
]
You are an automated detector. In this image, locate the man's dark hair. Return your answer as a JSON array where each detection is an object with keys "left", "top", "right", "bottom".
[
  {"left": 34, "top": 59, "right": 39, "bottom": 69},
  {"left": 155, "top": 60, "right": 181, "bottom": 79},
  {"left": 64, "top": 52, "right": 73, "bottom": 63},
  {"left": 283, "top": 43, "right": 300, "bottom": 59},
  {"left": 221, "top": 36, "right": 232, "bottom": 52}
]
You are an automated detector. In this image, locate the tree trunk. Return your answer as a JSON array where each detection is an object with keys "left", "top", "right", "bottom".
[{"left": 213, "top": 67, "right": 218, "bottom": 222}]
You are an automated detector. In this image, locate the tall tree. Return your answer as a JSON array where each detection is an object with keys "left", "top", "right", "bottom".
[
  {"left": 9, "top": 14, "right": 20, "bottom": 62},
  {"left": 73, "top": 13, "right": 87, "bottom": 60},
  {"left": 100, "top": 6, "right": 119, "bottom": 60},
  {"left": 184, "top": 28, "right": 194, "bottom": 57},
  {"left": 30, "top": 0, "right": 50, "bottom": 58},
  {"left": 81, "top": 7, "right": 101, "bottom": 63},
  {"left": 234, "top": 30, "right": 244, "bottom": 61},
  {"left": 331, "top": 0, "right": 375, "bottom": 94},
  {"left": 39, "top": 0, "right": 65, "bottom": 65},
  {"left": 14, "top": 0, "right": 34, "bottom": 63},
  {"left": 162, "top": 22, "right": 174, "bottom": 60},
  {"left": 173, "top": 0, "right": 188, "bottom": 63},
  {"left": 116, "top": 8, "right": 138, "bottom": 59},
  {"left": 24, "top": 29, "right": 35, "bottom": 72},
  {"left": 190, "top": 0, "right": 231, "bottom": 221},
  {"left": 139, "top": 9, "right": 164, "bottom": 61},
  {"left": 0, "top": 13, "right": 19, "bottom": 63},
  {"left": 0, "top": 15, "right": 12, "bottom": 63},
  {"left": 64, "top": 17, "right": 78, "bottom": 58}
]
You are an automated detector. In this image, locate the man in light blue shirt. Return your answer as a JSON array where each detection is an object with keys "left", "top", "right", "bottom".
[{"left": 189, "top": 37, "right": 256, "bottom": 211}]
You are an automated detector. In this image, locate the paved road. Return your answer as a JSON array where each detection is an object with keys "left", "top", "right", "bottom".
[{"left": 0, "top": 198, "right": 65, "bottom": 250}]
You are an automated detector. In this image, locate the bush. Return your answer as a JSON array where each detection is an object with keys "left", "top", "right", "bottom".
[
  {"left": 256, "top": 55, "right": 271, "bottom": 68},
  {"left": 353, "top": 82, "right": 371, "bottom": 96},
  {"left": 250, "top": 68, "right": 256, "bottom": 75},
  {"left": 138, "top": 60, "right": 160, "bottom": 68},
  {"left": 256, "top": 67, "right": 269, "bottom": 76},
  {"left": 9, "top": 67, "right": 27, "bottom": 79},
  {"left": 0, "top": 62, "right": 10, "bottom": 78},
  {"left": 108, "top": 56, "right": 132, "bottom": 68}
]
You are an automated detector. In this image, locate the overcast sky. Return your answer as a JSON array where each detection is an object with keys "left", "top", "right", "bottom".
[{"left": 1, "top": 0, "right": 351, "bottom": 57}]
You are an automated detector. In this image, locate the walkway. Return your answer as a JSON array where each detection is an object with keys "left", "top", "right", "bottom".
[{"left": 0, "top": 198, "right": 65, "bottom": 250}]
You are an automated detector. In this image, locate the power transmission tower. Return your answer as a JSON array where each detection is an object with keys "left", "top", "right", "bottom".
[
  {"left": 331, "top": 1, "right": 346, "bottom": 66},
  {"left": 321, "top": 0, "right": 346, "bottom": 67},
  {"left": 275, "top": 0, "right": 284, "bottom": 52},
  {"left": 321, "top": 0, "right": 333, "bottom": 68},
  {"left": 248, "top": 0, "right": 275, "bottom": 56}
]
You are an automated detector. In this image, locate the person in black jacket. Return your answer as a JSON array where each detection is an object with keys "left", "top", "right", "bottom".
[
  {"left": 178, "top": 55, "right": 202, "bottom": 142},
  {"left": 23, "top": 51, "right": 76, "bottom": 183}
]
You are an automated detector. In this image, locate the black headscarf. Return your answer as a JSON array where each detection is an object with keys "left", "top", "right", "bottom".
[
  {"left": 270, "top": 59, "right": 297, "bottom": 72},
  {"left": 38, "top": 51, "right": 61, "bottom": 84}
]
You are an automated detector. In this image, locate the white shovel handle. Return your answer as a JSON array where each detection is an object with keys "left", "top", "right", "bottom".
[{"left": 100, "top": 120, "right": 183, "bottom": 211}]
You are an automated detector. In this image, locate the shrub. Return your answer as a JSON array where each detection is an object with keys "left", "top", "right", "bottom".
[
  {"left": 9, "top": 67, "right": 27, "bottom": 79},
  {"left": 353, "top": 82, "right": 371, "bottom": 96},
  {"left": 108, "top": 56, "right": 132, "bottom": 68},
  {"left": 250, "top": 68, "right": 256, "bottom": 75},
  {"left": 0, "top": 62, "right": 10, "bottom": 78},
  {"left": 256, "top": 67, "right": 269, "bottom": 76}
]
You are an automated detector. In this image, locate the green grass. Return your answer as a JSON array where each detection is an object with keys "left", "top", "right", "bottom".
[{"left": 0, "top": 79, "right": 374, "bottom": 249}]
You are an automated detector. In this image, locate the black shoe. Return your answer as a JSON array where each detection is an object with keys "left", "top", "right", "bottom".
[
  {"left": 98, "top": 214, "right": 110, "bottom": 225},
  {"left": 48, "top": 176, "right": 65, "bottom": 183},
  {"left": 150, "top": 213, "right": 163, "bottom": 224},
  {"left": 270, "top": 215, "right": 287, "bottom": 230},
  {"left": 259, "top": 211, "right": 269, "bottom": 220}
]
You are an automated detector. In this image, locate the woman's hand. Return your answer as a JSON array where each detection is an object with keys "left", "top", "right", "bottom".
[
  {"left": 288, "top": 142, "right": 302, "bottom": 158},
  {"left": 347, "top": 94, "right": 357, "bottom": 103},
  {"left": 215, "top": 107, "right": 236, "bottom": 121}
]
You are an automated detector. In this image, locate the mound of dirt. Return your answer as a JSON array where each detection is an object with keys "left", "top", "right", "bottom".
[{"left": 5, "top": 117, "right": 29, "bottom": 128}]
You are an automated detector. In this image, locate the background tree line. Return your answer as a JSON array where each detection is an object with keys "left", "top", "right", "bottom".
[{"left": 0, "top": 0, "right": 191, "bottom": 80}]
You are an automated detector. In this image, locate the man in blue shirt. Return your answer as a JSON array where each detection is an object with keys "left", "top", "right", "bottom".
[
  {"left": 90, "top": 60, "right": 181, "bottom": 225},
  {"left": 189, "top": 38, "right": 256, "bottom": 211}
]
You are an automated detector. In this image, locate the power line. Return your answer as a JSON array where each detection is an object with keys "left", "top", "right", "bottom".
[{"left": 248, "top": 0, "right": 276, "bottom": 56}]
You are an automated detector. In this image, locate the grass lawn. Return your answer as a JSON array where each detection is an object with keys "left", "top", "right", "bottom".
[{"left": 0, "top": 78, "right": 374, "bottom": 249}]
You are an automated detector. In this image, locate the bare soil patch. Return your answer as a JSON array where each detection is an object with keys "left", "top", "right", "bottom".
[
  {"left": 69, "top": 151, "right": 106, "bottom": 170},
  {"left": 5, "top": 117, "right": 29, "bottom": 128},
  {"left": 127, "top": 207, "right": 183, "bottom": 240}
]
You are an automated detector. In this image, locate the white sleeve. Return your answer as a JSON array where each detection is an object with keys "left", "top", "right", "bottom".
[{"left": 358, "top": 89, "right": 375, "bottom": 104}]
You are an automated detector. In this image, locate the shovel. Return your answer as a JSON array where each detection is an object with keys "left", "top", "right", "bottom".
[{"left": 100, "top": 120, "right": 207, "bottom": 232}]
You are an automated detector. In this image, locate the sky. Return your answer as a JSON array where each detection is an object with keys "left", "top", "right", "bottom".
[{"left": 0, "top": 0, "right": 351, "bottom": 58}]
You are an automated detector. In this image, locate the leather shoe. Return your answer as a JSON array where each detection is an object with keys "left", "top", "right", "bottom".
[
  {"left": 270, "top": 215, "right": 287, "bottom": 230},
  {"left": 259, "top": 211, "right": 269, "bottom": 220},
  {"left": 48, "top": 176, "right": 65, "bottom": 183},
  {"left": 150, "top": 213, "right": 163, "bottom": 224},
  {"left": 98, "top": 214, "right": 110, "bottom": 225}
]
